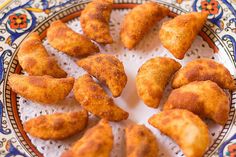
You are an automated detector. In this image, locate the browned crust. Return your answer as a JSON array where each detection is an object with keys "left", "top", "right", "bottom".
[
  {"left": 136, "top": 57, "right": 181, "bottom": 108},
  {"left": 60, "top": 120, "right": 113, "bottom": 157},
  {"left": 125, "top": 124, "right": 158, "bottom": 157},
  {"left": 23, "top": 110, "right": 88, "bottom": 140},
  {"left": 172, "top": 58, "right": 236, "bottom": 90},
  {"left": 80, "top": 0, "right": 113, "bottom": 44},
  {"left": 159, "top": 12, "right": 208, "bottom": 59},
  {"left": 148, "top": 109, "right": 210, "bottom": 157},
  {"left": 77, "top": 54, "right": 127, "bottom": 97},
  {"left": 73, "top": 74, "right": 128, "bottom": 121},
  {"left": 8, "top": 74, "right": 74, "bottom": 104},
  {"left": 120, "top": 2, "right": 169, "bottom": 49},
  {"left": 47, "top": 20, "right": 99, "bottom": 57},
  {"left": 18, "top": 32, "right": 67, "bottom": 78},
  {"left": 164, "top": 80, "right": 230, "bottom": 125}
]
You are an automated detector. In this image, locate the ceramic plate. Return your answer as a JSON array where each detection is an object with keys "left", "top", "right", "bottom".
[{"left": 0, "top": 0, "right": 236, "bottom": 157}]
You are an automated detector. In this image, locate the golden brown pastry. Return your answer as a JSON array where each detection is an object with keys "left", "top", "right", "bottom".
[
  {"left": 176, "top": 0, "right": 183, "bottom": 4},
  {"left": 47, "top": 20, "right": 99, "bottom": 57},
  {"left": 77, "top": 54, "right": 127, "bottom": 97},
  {"left": 159, "top": 12, "right": 208, "bottom": 59},
  {"left": 120, "top": 2, "right": 169, "bottom": 49},
  {"left": 136, "top": 57, "right": 181, "bottom": 108},
  {"left": 164, "top": 80, "right": 229, "bottom": 125},
  {"left": 9, "top": 74, "right": 74, "bottom": 104},
  {"left": 149, "top": 109, "right": 210, "bottom": 157},
  {"left": 73, "top": 74, "right": 128, "bottom": 121},
  {"left": 61, "top": 120, "right": 113, "bottom": 157},
  {"left": 18, "top": 32, "right": 66, "bottom": 78},
  {"left": 125, "top": 124, "right": 158, "bottom": 157},
  {"left": 172, "top": 58, "right": 236, "bottom": 90},
  {"left": 80, "top": 0, "right": 113, "bottom": 44},
  {"left": 23, "top": 110, "right": 88, "bottom": 140}
]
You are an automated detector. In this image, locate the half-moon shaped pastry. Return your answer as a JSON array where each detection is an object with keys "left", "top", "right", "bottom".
[
  {"left": 47, "top": 20, "right": 99, "bottom": 57},
  {"left": 149, "top": 109, "right": 210, "bottom": 157},
  {"left": 136, "top": 57, "right": 181, "bottom": 108},
  {"left": 61, "top": 120, "right": 113, "bottom": 157},
  {"left": 120, "top": 2, "right": 169, "bottom": 49},
  {"left": 9, "top": 74, "right": 74, "bottom": 104},
  {"left": 159, "top": 12, "right": 208, "bottom": 59},
  {"left": 23, "top": 110, "right": 88, "bottom": 140},
  {"left": 164, "top": 80, "right": 229, "bottom": 125},
  {"left": 125, "top": 124, "right": 158, "bottom": 157},
  {"left": 73, "top": 74, "right": 128, "bottom": 121},
  {"left": 172, "top": 58, "right": 236, "bottom": 90},
  {"left": 77, "top": 54, "right": 127, "bottom": 97},
  {"left": 80, "top": 0, "right": 113, "bottom": 44},
  {"left": 18, "top": 32, "right": 67, "bottom": 78}
]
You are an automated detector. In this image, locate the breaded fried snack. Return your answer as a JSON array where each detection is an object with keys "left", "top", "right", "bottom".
[
  {"left": 77, "top": 54, "right": 127, "bottom": 97},
  {"left": 125, "top": 124, "right": 158, "bottom": 157},
  {"left": 61, "top": 120, "right": 113, "bottom": 157},
  {"left": 9, "top": 74, "right": 74, "bottom": 104},
  {"left": 172, "top": 58, "right": 236, "bottom": 90},
  {"left": 149, "top": 109, "right": 210, "bottom": 157},
  {"left": 47, "top": 20, "right": 99, "bottom": 57},
  {"left": 80, "top": 0, "right": 113, "bottom": 44},
  {"left": 73, "top": 74, "right": 128, "bottom": 121},
  {"left": 18, "top": 32, "right": 66, "bottom": 78},
  {"left": 136, "top": 57, "right": 181, "bottom": 108},
  {"left": 164, "top": 80, "right": 229, "bottom": 125},
  {"left": 120, "top": 2, "right": 169, "bottom": 49},
  {"left": 24, "top": 110, "right": 88, "bottom": 140},
  {"left": 159, "top": 12, "right": 208, "bottom": 59}
]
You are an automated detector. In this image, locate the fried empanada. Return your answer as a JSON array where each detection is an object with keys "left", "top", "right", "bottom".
[
  {"left": 159, "top": 12, "right": 208, "bottom": 59},
  {"left": 125, "top": 124, "right": 158, "bottom": 157},
  {"left": 9, "top": 74, "right": 74, "bottom": 104},
  {"left": 164, "top": 81, "right": 229, "bottom": 125},
  {"left": 120, "top": 2, "right": 169, "bottom": 49},
  {"left": 80, "top": 0, "right": 113, "bottom": 44},
  {"left": 77, "top": 54, "right": 127, "bottom": 97},
  {"left": 136, "top": 57, "right": 181, "bottom": 108},
  {"left": 73, "top": 74, "right": 128, "bottom": 121},
  {"left": 172, "top": 58, "right": 236, "bottom": 90},
  {"left": 18, "top": 32, "right": 66, "bottom": 78},
  {"left": 61, "top": 120, "right": 113, "bottom": 157},
  {"left": 47, "top": 20, "right": 99, "bottom": 57},
  {"left": 24, "top": 110, "right": 88, "bottom": 140},
  {"left": 149, "top": 109, "right": 210, "bottom": 157}
]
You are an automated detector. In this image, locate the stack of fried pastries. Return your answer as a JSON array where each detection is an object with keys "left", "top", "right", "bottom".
[
  {"left": 135, "top": 57, "right": 234, "bottom": 157},
  {"left": 9, "top": 18, "right": 128, "bottom": 142},
  {"left": 7, "top": 0, "right": 236, "bottom": 157}
]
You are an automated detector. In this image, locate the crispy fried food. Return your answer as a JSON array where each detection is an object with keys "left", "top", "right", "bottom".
[
  {"left": 47, "top": 20, "right": 99, "bottom": 57},
  {"left": 73, "top": 74, "right": 128, "bottom": 121},
  {"left": 159, "top": 12, "right": 208, "bottom": 59},
  {"left": 136, "top": 57, "right": 181, "bottom": 108},
  {"left": 23, "top": 110, "right": 88, "bottom": 140},
  {"left": 61, "top": 120, "right": 113, "bottom": 157},
  {"left": 172, "top": 58, "right": 236, "bottom": 90},
  {"left": 176, "top": 0, "right": 183, "bottom": 4},
  {"left": 120, "top": 2, "right": 169, "bottom": 49},
  {"left": 149, "top": 109, "right": 210, "bottom": 157},
  {"left": 125, "top": 124, "right": 158, "bottom": 157},
  {"left": 18, "top": 32, "right": 66, "bottom": 78},
  {"left": 164, "top": 81, "right": 229, "bottom": 125},
  {"left": 77, "top": 54, "right": 127, "bottom": 97},
  {"left": 9, "top": 74, "right": 74, "bottom": 104},
  {"left": 80, "top": 0, "right": 113, "bottom": 44}
]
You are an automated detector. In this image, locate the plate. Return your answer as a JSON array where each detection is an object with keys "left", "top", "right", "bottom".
[{"left": 0, "top": 0, "right": 236, "bottom": 157}]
